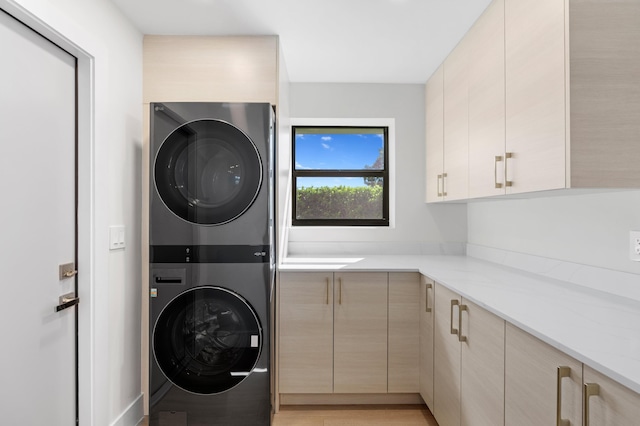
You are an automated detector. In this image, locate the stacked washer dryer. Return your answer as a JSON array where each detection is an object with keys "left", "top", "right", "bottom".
[{"left": 149, "top": 102, "right": 274, "bottom": 426}]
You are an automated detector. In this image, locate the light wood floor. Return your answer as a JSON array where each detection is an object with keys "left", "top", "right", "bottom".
[
  {"left": 138, "top": 404, "right": 438, "bottom": 425},
  {"left": 273, "top": 405, "right": 438, "bottom": 426}
]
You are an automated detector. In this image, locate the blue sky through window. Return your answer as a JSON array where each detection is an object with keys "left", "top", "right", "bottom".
[{"left": 294, "top": 129, "right": 384, "bottom": 188}]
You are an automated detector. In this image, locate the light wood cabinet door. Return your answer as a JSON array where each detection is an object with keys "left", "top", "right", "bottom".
[
  {"left": 278, "top": 272, "right": 333, "bottom": 393},
  {"left": 433, "top": 283, "right": 461, "bottom": 426},
  {"left": 334, "top": 272, "right": 388, "bottom": 393},
  {"left": 468, "top": 0, "right": 506, "bottom": 198},
  {"left": 388, "top": 272, "right": 420, "bottom": 393},
  {"left": 443, "top": 37, "right": 469, "bottom": 201},
  {"left": 567, "top": 1, "right": 640, "bottom": 188},
  {"left": 505, "top": 0, "right": 567, "bottom": 194},
  {"left": 419, "top": 276, "right": 435, "bottom": 409},
  {"left": 425, "top": 65, "right": 444, "bottom": 203},
  {"left": 143, "top": 35, "right": 278, "bottom": 104},
  {"left": 505, "top": 323, "right": 582, "bottom": 426},
  {"left": 583, "top": 365, "right": 640, "bottom": 425},
  {"left": 460, "top": 299, "right": 505, "bottom": 426}
]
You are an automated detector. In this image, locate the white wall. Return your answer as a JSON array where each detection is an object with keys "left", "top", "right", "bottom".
[
  {"left": 287, "top": 83, "right": 467, "bottom": 255},
  {"left": 2, "top": 0, "right": 143, "bottom": 425},
  {"left": 468, "top": 191, "right": 640, "bottom": 275}
]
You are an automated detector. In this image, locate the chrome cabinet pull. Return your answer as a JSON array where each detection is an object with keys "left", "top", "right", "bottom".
[
  {"left": 425, "top": 282, "right": 433, "bottom": 313},
  {"left": 556, "top": 366, "right": 571, "bottom": 426},
  {"left": 458, "top": 304, "right": 468, "bottom": 342},
  {"left": 338, "top": 277, "right": 343, "bottom": 305},
  {"left": 437, "top": 174, "right": 443, "bottom": 197},
  {"left": 450, "top": 299, "right": 459, "bottom": 336},
  {"left": 505, "top": 152, "right": 513, "bottom": 187},
  {"left": 494, "top": 155, "right": 504, "bottom": 188},
  {"left": 583, "top": 383, "right": 600, "bottom": 426}
]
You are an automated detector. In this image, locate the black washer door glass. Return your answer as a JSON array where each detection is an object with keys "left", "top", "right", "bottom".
[
  {"left": 155, "top": 119, "right": 263, "bottom": 225},
  {"left": 153, "top": 286, "right": 262, "bottom": 395}
]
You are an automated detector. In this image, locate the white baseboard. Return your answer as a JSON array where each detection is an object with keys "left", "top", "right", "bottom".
[{"left": 110, "top": 394, "right": 144, "bottom": 426}]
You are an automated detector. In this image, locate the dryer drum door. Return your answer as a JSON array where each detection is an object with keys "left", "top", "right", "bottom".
[
  {"left": 153, "top": 286, "right": 262, "bottom": 395},
  {"left": 154, "top": 119, "right": 263, "bottom": 225}
]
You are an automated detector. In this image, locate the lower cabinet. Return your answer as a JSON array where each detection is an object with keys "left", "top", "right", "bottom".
[
  {"left": 504, "top": 322, "right": 582, "bottom": 425},
  {"left": 432, "top": 282, "right": 505, "bottom": 426},
  {"left": 278, "top": 271, "right": 420, "bottom": 396},
  {"left": 280, "top": 270, "right": 640, "bottom": 423},
  {"left": 388, "top": 272, "right": 421, "bottom": 393},
  {"left": 419, "top": 276, "right": 435, "bottom": 408},
  {"left": 333, "top": 272, "right": 388, "bottom": 393},
  {"left": 583, "top": 365, "right": 640, "bottom": 425},
  {"left": 278, "top": 271, "right": 333, "bottom": 393},
  {"left": 433, "top": 284, "right": 462, "bottom": 426}
]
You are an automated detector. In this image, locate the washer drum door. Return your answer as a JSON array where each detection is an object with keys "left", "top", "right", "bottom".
[
  {"left": 154, "top": 118, "right": 263, "bottom": 225},
  {"left": 153, "top": 286, "right": 262, "bottom": 395}
]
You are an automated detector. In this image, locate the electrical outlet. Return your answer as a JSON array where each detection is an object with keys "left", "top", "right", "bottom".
[{"left": 631, "top": 231, "right": 640, "bottom": 262}]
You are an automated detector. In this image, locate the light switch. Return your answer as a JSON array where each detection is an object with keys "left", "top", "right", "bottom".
[
  {"left": 631, "top": 231, "right": 640, "bottom": 262},
  {"left": 109, "top": 225, "right": 126, "bottom": 250}
]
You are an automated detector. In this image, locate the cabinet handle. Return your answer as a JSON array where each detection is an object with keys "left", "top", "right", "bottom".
[
  {"left": 556, "top": 366, "right": 571, "bottom": 426},
  {"left": 450, "top": 299, "right": 459, "bottom": 336},
  {"left": 325, "top": 277, "right": 330, "bottom": 305},
  {"left": 583, "top": 383, "right": 600, "bottom": 426},
  {"left": 425, "top": 282, "right": 433, "bottom": 313},
  {"left": 437, "top": 174, "right": 443, "bottom": 197},
  {"left": 338, "top": 277, "right": 342, "bottom": 305},
  {"left": 505, "top": 152, "right": 513, "bottom": 187},
  {"left": 494, "top": 155, "right": 504, "bottom": 189},
  {"left": 458, "top": 304, "right": 468, "bottom": 342},
  {"left": 442, "top": 172, "right": 448, "bottom": 197}
]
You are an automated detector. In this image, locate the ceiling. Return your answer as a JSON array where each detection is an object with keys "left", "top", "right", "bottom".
[{"left": 110, "top": 0, "right": 492, "bottom": 84}]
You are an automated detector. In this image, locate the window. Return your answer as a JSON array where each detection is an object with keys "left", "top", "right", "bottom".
[{"left": 292, "top": 126, "right": 389, "bottom": 226}]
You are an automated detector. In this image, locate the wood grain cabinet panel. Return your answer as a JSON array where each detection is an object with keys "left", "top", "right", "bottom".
[
  {"left": 333, "top": 272, "right": 388, "bottom": 393},
  {"left": 433, "top": 283, "right": 505, "bottom": 426},
  {"left": 442, "top": 37, "right": 470, "bottom": 201},
  {"left": 468, "top": 0, "right": 506, "bottom": 198},
  {"left": 459, "top": 299, "right": 504, "bottom": 426},
  {"left": 433, "top": 284, "right": 461, "bottom": 426},
  {"left": 419, "top": 276, "right": 435, "bottom": 409},
  {"left": 567, "top": 1, "right": 640, "bottom": 188},
  {"left": 278, "top": 272, "right": 334, "bottom": 393},
  {"left": 505, "top": 0, "right": 567, "bottom": 194},
  {"left": 425, "top": 65, "right": 444, "bottom": 203},
  {"left": 143, "top": 35, "right": 278, "bottom": 104},
  {"left": 426, "top": 34, "right": 471, "bottom": 203},
  {"left": 388, "top": 272, "right": 420, "bottom": 393},
  {"left": 583, "top": 365, "right": 640, "bottom": 425},
  {"left": 505, "top": 322, "right": 582, "bottom": 426}
]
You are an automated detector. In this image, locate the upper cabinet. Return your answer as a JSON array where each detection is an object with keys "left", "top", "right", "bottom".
[
  {"left": 442, "top": 37, "right": 470, "bottom": 201},
  {"left": 425, "top": 65, "right": 444, "bottom": 203},
  {"left": 143, "top": 35, "right": 280, "bottom": 105},
  {"left": 426, "top": 37, "right": 470, "bottom": 202},
  {"left": 468, "top": 0, "right": 506, "bottom": 198},
  {"left": 427, "top": 0, "right": 640, "bottom": 202},
  {"left": 504, "top": 0, "right": 566, "bottom": 194}
]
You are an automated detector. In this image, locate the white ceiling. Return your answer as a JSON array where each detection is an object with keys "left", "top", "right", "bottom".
[{"left": 110, "top": 0, "right": 492, "bottom": 84}]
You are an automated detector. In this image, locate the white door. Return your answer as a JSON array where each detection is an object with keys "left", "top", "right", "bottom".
[{"left": 0, "top": 10, "right": 78, "bottom": 425}]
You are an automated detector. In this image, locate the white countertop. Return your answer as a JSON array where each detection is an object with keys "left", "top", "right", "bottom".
[{"left": 280, "top": 254, "right": 640, "bottom": 395}]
